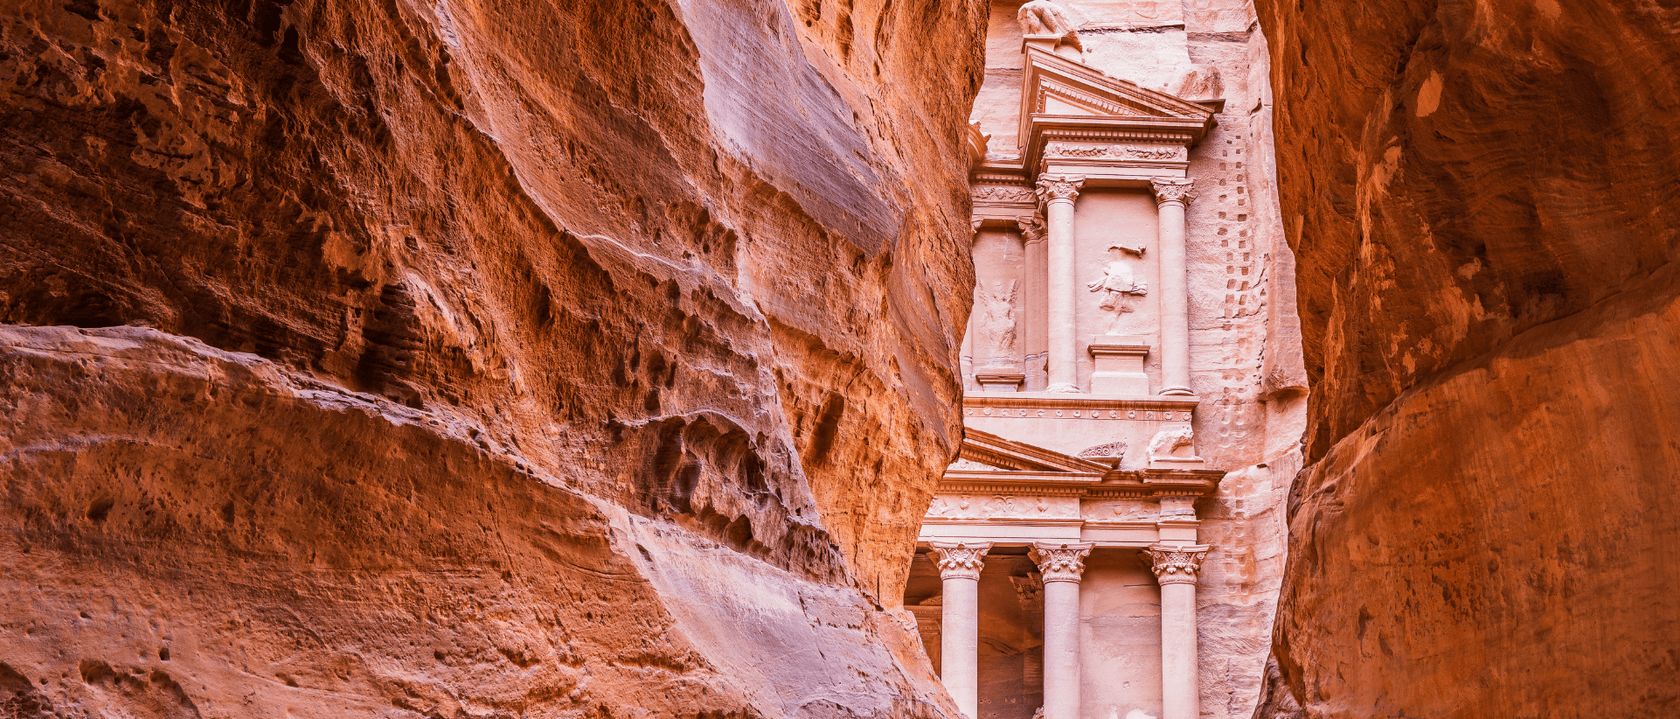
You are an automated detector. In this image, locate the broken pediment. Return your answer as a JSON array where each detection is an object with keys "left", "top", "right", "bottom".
[
  {"left": 1015, "top": 48, "right": 1218, "bottom": 176},
  {"left": 1021, "top": 47, "right": 1216, "bottom": 125},
  {"left": 955, "top": 427, "right": 1111, "bottom": 474}
]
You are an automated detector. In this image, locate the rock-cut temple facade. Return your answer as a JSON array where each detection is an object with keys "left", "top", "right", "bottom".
[{"left": 902, "top": 3, "right": 1308, "bottom": 719}]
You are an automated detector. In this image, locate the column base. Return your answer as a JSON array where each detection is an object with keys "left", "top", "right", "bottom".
[
  {"left": 1159, "top": 386, "right": 1194, "bottom": 396},
  {"left": 1045, "top": 382, "right": 1081, "bottom": 394}
]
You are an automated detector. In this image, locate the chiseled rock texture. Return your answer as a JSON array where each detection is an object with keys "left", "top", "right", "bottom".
[
  {"left": 0, "top": 0, "right": 986, "bottom": 716},
  {"left": 1251, "top": 0, "right": 1680, "bottom": 715}
]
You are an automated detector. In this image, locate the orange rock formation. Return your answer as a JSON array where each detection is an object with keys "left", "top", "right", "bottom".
[
  {"left": 0, "top": 0, "right": 987, "bottom": 715},
  {"left": 1252, "top": 0, "right": 1680, "bottom": 715}
]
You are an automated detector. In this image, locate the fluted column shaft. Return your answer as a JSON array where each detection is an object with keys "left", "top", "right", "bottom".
[
  {"left": 1037, "top": 175, "right": 1084, "bottom": 393},
  {"left": 931, "top": 542, "right": 992, "bottom": 719},
  {"left": 1032, "top": 542, "right": 1093, "bottom": 719},
  {"left": 1151, "top": 179, "right": 1195, "bottom": 396},
  {"left": 1147, "top": 544, "right": 1209, "bottom": 719}
]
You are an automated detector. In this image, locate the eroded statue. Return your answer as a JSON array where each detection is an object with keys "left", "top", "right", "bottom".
[
  {"left": 1088, "top": 244, "right": 1148, "bottom": 317},
  {"left": 978, "top": 279, "right": 1020, "bottom": 359},
  {"left": 1018, "top": 0, "right": 1078, "bottom": 39}
]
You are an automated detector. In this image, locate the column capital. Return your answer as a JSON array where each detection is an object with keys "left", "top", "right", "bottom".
[
  {"left": 1149, "top": 178, "right": 1196, "bottom": 207},
  {"left": 1035, "top": 174, "right": 1085, "bottom": 205},
  {"left": 1030, "top": 542, "right": 1094, "bottom": 583},
  {"left": 1145, "top": 543, "right": 1209, "bottom": 586},
  {"left": 1017, "top": 214, "right": 1047, "bottom": 244},
  {"left": 930, "top": 541, "right": 993, "bottom": 581}
]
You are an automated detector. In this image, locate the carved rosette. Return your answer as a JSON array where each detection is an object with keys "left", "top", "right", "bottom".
[
  {"left": 1145, "top": 544, "right": 1210, "bottom": 586},
  {"left": 1035, "top": 174, "right": 1085, "bottom": 205},
  {"left": 1029, "top": 542, "right": 1094, "bottom": 584},
  {"left": 1149, "top": 178, "right": 1196, "bottom": 207},
  {"left": 1017, "top": 215, "right": 1047, "bottom": 244},
  {"left": 930, "top": 541, "right": 993, "bottom": 581}
]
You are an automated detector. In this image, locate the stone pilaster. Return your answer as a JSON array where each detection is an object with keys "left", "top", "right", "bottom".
[
  {"left": 1150, "top": 178, "right": 1195, "bottom": 396},
  {"left": 1037, "top": 174, "right": 1084, "bottom": 393}
]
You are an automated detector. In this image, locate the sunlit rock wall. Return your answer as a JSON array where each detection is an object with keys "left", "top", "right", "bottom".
[
  {"left": 0, "top": 0, "right": 987, "bottom": 715},
  {"left": 1252, "top": 0, "right": 1680, "bottom": 715}
]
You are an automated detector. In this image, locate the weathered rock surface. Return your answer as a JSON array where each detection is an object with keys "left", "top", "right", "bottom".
[
  {"left": 0, "top": 0, "right": 986, "bottom": 715},
  {"left": 1252, "top": 0, "right": 1680, "bottom": 714}
]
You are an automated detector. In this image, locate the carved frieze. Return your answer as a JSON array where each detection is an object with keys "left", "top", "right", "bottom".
[
  {"left": 1044, "top": 142, "right": 1187, "bottom": 161},
  {"left": 964, "top": 405, "right": 1195, "bottom": 421},
  {"left": 972, "top": 184, "right": 1038, "bottom": 204},
  {"left": 927, "top": 493, "right": 1082, "bottom": 520}
]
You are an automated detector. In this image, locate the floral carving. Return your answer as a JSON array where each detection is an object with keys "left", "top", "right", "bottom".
[
  {"left": 1035, "top": 174, "right": 1085, "bottom": 204},
  {"left": 1017, "top": 215, "right": 1047, "bottom": 244},
  {"left": 1145, "top": 544, "right": 1209, "bottom": 585},
  {"left": 1150, "top": 178, "right": 1196, "bottom": 206},
  {"left": 973, "top": 185, "right": 1038, "bottom": 203},
  {"left": 1030, "top": 542, "right": 1094, "bottom": 583},
  {"left": 1045, "top": 143, "right": 1186, "bottom": 161},
  {"left": 930, "top": 541, "right": 993, "bottom": 580}
]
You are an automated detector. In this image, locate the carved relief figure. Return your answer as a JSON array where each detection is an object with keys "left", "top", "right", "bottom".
[
  {"left": 977, "top": 279, "right": 1019, "bottom": 360},
  {"left": 1088, "top": 245, "right": 1148, "bottom": 324}
]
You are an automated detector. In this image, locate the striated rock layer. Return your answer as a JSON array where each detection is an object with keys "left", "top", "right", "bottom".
[
  {"left": 1251, "top": 0, "right": 1680, "bottom": 715},
  {"left": 0, "top": 0, "right": 987, "bottom": 716}
]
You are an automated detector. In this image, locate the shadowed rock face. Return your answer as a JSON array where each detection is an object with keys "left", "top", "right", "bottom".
[
  {"left": 1252, "top": 0, "right": 1680, "bottom": 715},
  {"left": 0, "top": 0, "right": 986, "bottom": 716}
]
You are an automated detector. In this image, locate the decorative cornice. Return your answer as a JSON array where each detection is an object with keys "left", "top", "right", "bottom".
[
  {"left": 1030, "top": 542, "right": 1094, "bottom": 583},
  {"left": 929, "top": 541, "right": 993, "bottom": 580},
  {"left": 1145, "top": 543, "right": 1209, "bottom": 585},
  {"left": 963, "top": 393, "right": 1197, "bottom": 422},
  {"left": 1150, "top": 178, "right": 1197, "bottom": 206},
  {"left": 1035, "top": 174, "right": 1085, "bottom": 204}
]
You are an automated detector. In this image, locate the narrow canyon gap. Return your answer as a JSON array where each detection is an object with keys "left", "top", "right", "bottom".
[{"left": 0, "top": 0, "right": 989, "bottom": 716}]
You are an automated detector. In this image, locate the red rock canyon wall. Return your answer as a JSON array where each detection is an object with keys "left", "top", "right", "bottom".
[
  {"left": 0, "top": 0, "right": 987, "bottom": 716},
  {"left": 1251, "top": 0, "right": 1680, "bottom": 715}
]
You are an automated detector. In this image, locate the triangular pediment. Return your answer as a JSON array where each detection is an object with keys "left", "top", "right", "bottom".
[
  {"left": 1021, "top": 48, "right": 1215, "bottom": 124},
  {"left": 954, "top": 427, "right": 1110, "bottom": 474}
]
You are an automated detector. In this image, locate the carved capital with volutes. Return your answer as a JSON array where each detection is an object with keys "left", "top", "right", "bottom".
[
  {"left": 1030, "top": 542, "right": 1094, "bottom": 584},
  {"left": 1145, "top": 543, "right": 1209, "bottom": 586},
  {"left": 1035, "top": 174, "right": 1085, "bottom": 205},
  {"left": 1149, "top": 178, "right": 1196, "bottom": 207},
  {"left": 1017, "top": 215, "right": 1047, "bottom": 244},
  {"left": 930, "top": 541, "right": 993, "bottom": 581}
]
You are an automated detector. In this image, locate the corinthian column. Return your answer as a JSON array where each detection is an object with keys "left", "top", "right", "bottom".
[
  {"left": 1150, "top": 179, "right": 1196, "bottom": 396},
  {"left": 1036, "top": 175, "right": 1085, "bottom": 393},
  {"left": 1146, "top": 543, "right": 1209, "bottom": 719},
  {"left": 1018, "top": 214, "right": 1050, "bottom": 390},
  {"left": 1030, "top": 542, "right": 1093, "bottom": 719},
  {"left": 930, "top": 541, "right": 992, "bottom": 719}
]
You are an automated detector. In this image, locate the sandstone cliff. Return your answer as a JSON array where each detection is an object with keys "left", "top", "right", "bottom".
[
  {"left": 0, "top": 0, "right": 986, "bottom": 716},
  {"left": 1251, "top": 0, "right": 1680, "bottom": 715}
]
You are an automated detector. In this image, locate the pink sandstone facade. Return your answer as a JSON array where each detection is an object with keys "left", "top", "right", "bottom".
[{"left": 904, "top": 2, "right": 1306, "bottom": 719}]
